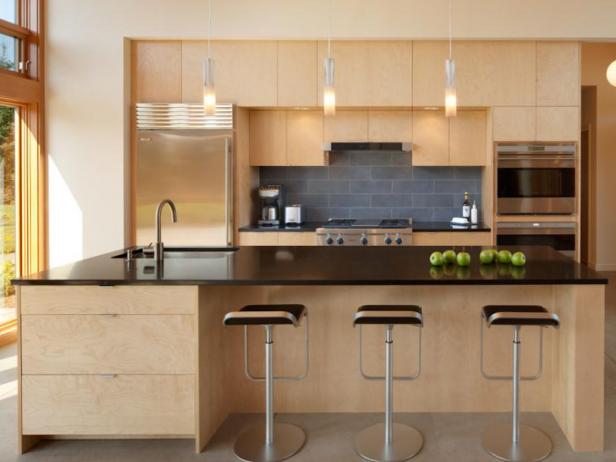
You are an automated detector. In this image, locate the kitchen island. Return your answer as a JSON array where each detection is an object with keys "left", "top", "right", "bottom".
[{"left": 13, "top": 246, "right": 607, "bottom": 454}]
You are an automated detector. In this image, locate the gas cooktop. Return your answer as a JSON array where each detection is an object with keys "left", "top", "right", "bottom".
[
  {"left": 321, "top": 218, "right": 412, "bottom": 229},
  {"left": 316, "top": 218, "right": 413, "bottom": 246}
]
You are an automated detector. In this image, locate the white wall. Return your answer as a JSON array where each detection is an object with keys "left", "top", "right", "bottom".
[{"left": 46, "top": 0, "right": 616, "bottom": 266}]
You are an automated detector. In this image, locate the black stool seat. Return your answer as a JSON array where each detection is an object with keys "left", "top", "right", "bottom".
[
  {"left": 353, "top": 305, "right": 423, "bottom": 326},
  {"left": 483, "top": 305, "right": 560, "bottom": 327},
  {"left": 223, "top": 304, "right": 306, "bottom": 326}
]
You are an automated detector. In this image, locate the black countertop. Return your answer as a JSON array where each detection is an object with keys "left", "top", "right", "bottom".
[
  {"left": 13, "top": 245, "right": 606, "bottom": 286},
  {"left": 239, "top": 222, "right": 491, "bottom": 233}
]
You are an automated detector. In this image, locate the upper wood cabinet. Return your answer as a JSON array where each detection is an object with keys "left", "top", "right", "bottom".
[
  {"left": 250, "top": 110, "right": 326, "bottom": 166},
  {"left": 286, "top": 111, "right": 325, "bottom": 166},
  {"left": 368, "top": 111, "right": 412, "bottom": 142},
  {"left": 181, "top": 41, "right": 278, "bottom": 106},
  {"left": 413, "top": 41, "right": 536, "bottom": 107},
  {"left": 278, "top": 41, "right": 318, "bottom": 107},
  {"left": 133, "top": 41, "right": 182, "bottom": 103},
  {"left": 412, "top": 110, "right": 449, "bottom": 166},
  {"left": 323, "top": 110, "right": 368, "bottom": 142},
  {"left": 450, "top": 111, "right": 487, "bottom": 166},
  {"left": 536, "top": 106, "right": 579, "bottom": 141},
  {"left": 536, "top": 42, "right": 580, "bottom": 107},
  {"left": 412, "top": 110, "right": 487, "bottom": 166},
  {"left": 317, "top": 41, "right": 413, "bottom": 107},
  {"left": 249, "top": 111, "right": 286, "bottom": 166},
  {"left": 492, "top": 107, "right": 537, "bottom": 142}
]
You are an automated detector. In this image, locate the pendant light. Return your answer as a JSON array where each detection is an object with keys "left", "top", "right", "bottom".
[
  {"left": 323, "top": 0, "right": 336, "bottom": 116},
  {"left": 608, "top": 60, "right": 616, "bottom": 87},
  {"left": 445, "top": 0, "right": 457, "bottom": 117},
  {"left": 203, "top": 0, "right": 216, "bottom": 115}
]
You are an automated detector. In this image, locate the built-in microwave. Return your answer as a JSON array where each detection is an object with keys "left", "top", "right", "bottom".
[
  {"left": 496, "top": 143, "right": 576, "bottom": 215},
  {"left": 496, "top": 222, "right": 576, "bottom": 258}
]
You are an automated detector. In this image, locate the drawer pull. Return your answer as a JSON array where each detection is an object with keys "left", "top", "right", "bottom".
[{"left": 100, "top": 374, "right": 117, "bottom": 379}]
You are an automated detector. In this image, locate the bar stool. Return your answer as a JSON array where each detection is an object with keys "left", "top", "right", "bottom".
[
  {"left": 223, "top": 304, "right": 309, "bottom": 462},
  {"left": 353, "top": 305, "right": 424, "bottom": 462},
  {"left": 480, "top": 305, "right": 560, "bottom": 462}
]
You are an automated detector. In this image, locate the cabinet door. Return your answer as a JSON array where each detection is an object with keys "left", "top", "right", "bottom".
[
  {"left": 536, "top": 107, "right": 580, "bottom": 142},
  {"left": 450, "top": 111, "right": 487, "bottom": 166},
  {"left": 492, "top": 107, "right": 536, "bottom": 142},
  {"left": 412, "top": 111, "right": 449, "bottom": 166},
  {"left": 323, "top": 110, "right": 368, "bottom": 143},
  {"left": 278, "top": 41, "right": 318, "bottom": 106},
  {"left": 537, "top": 42, "right": 580, "bottom": 107},
  {"left": 278, "top": 233, "right": 318, "bottom": 246},
  {"left": 181, "top": 41, "right": 278, "bottom": 105},
  {"left": 317, "top": 41, "right": 413, "bottom": 106},
  {"left": 239, "top": 232, "right": 279, "bottom": 246},
  {"left": 368, "top": 111, "right": 412, "bottom": 142},
  {"left": 133, "top": 41, "right": 182, "bottom": 103},
  {"left": 249, "top": 111, "right": 287, "bottom": 166},
  {"left": 286, "top": 111, "right": 325, "bottom": 166}
]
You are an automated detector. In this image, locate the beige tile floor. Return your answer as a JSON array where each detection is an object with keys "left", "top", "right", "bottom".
[{"left": 1, "top": 273, "right": 615, "bottom": 461}]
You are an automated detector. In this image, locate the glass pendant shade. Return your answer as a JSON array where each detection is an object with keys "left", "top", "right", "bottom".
[
  {"left": 445, "top": 58, "right": 457, "bottom": 117},
  {"left": 323, "top": 57, "right": 336, "bottom": 116},
  {"left": 203, "top": 58, "right": 216, "bottom": 115},
  {"left": 607, "top": 60, "right": 616, "bottom": 87}
]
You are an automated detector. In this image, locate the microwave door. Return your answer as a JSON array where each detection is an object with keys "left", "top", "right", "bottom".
[{"left": 136, "top": 130, "right": 233, "bottom": 247}]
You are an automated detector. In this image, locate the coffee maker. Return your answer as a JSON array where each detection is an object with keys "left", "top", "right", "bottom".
[{"left": 258, "top": 185, "right": 285, "bottom": 227}]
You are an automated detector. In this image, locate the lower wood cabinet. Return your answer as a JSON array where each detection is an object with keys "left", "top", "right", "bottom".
[
  {"left": 21, "top": 374, "right": 195, "bottom": 435},
  {"left": 412, "top": 231, "right": 493, "bottom": 246},
  {"left": 239, "top": 232, "right": 317, "bottom": 246}
]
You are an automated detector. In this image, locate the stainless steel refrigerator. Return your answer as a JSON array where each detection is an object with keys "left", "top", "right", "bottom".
[{"left": 135, "top": 103, "right": 234, "bottom": 247}]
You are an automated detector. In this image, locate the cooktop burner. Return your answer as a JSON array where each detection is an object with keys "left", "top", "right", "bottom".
[{"left": 322, "top": 218, "right": 411, "bottom": 229}]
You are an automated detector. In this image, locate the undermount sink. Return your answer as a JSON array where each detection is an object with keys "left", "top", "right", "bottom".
[{"left": 112, "top": 246, "right": 239, "bottom": 259}]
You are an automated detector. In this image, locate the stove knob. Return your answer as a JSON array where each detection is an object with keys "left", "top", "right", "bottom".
[
  {"left": 384, "top": 234, "right": 393, "bottom": 245},
  {"left": 325, "top": 234, "right": 334, "bottom": 245},
  {"left": 336, "top": 234, "right": 344, "bottom": 245},
  {"left": 395, "top": 233, "right": 403, "bottom": 245},
  {"left": 360, "top": 234, "right": 368, "bottom": 246}
]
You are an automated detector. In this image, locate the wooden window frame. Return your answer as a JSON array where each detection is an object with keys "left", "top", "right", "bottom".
[{"left": 0, "top": 0, "right": 45, "bottom": 339}]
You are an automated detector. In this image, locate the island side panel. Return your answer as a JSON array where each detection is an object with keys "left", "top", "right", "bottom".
[
  {"left": 219, "top": 285, "right": 554, "bottom": 414},
  {"left": 552, "top": 284, "right": 605, "bottom": 452}
]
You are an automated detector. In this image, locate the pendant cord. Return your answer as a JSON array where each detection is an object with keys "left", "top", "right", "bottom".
[
  {"left": 328, "top": 0, "right": 333, "bottom": 57},
  {"left": 207, "top": 0, "right": 212, "bottom": 59},
  {"left": 448, "top": 0, "right": 452, "bottom": 59}
]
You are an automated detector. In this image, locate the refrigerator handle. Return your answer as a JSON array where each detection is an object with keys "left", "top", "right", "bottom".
[{"left": 225, "top": 137, "right": 233, "bottom": 246}]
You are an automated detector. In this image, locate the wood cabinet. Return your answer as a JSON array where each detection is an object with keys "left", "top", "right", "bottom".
[
  {"left": 323, "top": 110, "right": 368, "bottom": 143},
  {"left": 411, "top": 110, "right": 450, "bottom": 166},
  {"left": 239, "top": 232, "right": 280, "bottom": 246},
  {"left": 413, "top": 231, "right": 492, "bottom": 246},
  {"left": 450, "top": 111, "right": 487, "bottom": 166},
  {"left": 132, "top": 41, "right": 182, "bottom": 103},
  {"left": 317, "top": 41, "right": 413, "bottom": 106},
  {"left": 492, "top": 107, "right": 536, "bottom": 141},
  {"left": 277, "top": 232, "right": 318, "bottom": 246},
  {"left": 278, "top": 41, "right": 318, "bottom": 106},
  {"left": 239, "top": 232, "right": 317, "bottom": 246},
  {"left": 536, "top": 42, "right": 580, "bottom": 107},
  {"left": 181, "top": 41, "right": 278, "bottom": 105},
  {"left": 536, "top": 106, "right": 580, "bottom": 141},
  {"left": 250, "top": 110, "right": 326, "bottom": 166},
  {"left": 368, "top": 111, "right": 412, "bottom": 142}
]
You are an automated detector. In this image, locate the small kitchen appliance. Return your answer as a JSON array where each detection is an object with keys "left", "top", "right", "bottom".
[
  {"left": 258, "top": 185, "right": 285, "bottom": 227},
  {"left": 285, "top": 205, "right": 304, "bottom": 226}
]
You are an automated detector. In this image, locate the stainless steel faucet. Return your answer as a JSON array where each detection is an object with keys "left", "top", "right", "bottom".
[{"left": 154, "top": 199, "right": 177, "bottom": 262}]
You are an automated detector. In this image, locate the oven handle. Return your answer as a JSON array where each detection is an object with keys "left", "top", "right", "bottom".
[
  {"left": 496, "top": 222, "right": 576, "bottom": 235},
  {"left": 498, "top": 156, "right": 576, "bottom": 161}
]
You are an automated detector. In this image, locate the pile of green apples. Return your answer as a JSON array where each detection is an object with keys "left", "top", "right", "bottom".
[{"left": 429, "top": 249, "right": 527, "bottom": 267}]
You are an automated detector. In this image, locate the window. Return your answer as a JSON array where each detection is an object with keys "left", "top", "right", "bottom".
[
  {"left": 0, "top": 0, "right": 17, "bottom": 24},
  {"left": 0, "top": 32, "right": 20, "bottom": 71}
]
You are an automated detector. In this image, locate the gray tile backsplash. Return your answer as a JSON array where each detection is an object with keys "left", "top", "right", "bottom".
[{"left": 260, "top": 151, "right": 483, "bottom": 222}]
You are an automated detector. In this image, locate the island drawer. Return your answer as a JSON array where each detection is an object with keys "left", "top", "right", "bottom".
[
  {"left": 19, "top": 286, "right": 198, "bottom": 315},
  {"left": 21, "top": 374, "right": 195, "bottom": 436},
  {"left": 412, "top": 231, "right": 493, "bottom": 246},
  {"left": 21, "top": 314, "right": 196, "bottom": 374}
]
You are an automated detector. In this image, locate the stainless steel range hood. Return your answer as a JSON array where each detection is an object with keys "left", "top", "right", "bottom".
[{"left": 323, "top": 142, "right": 412, "bottom": 152}]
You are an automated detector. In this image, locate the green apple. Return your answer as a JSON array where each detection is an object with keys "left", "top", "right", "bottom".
[
  {"left": 488, "top": 249, "right": 499, "bottom": 260},
  {"left": 479, "top": 249, "right": 495, "bottom": 264},
  {"left": 430, "top": 251, "right": 444, "bottom": 266},
  {"left": 443, "top": 249, "right": 457, "bottom": 264},
  {"left": 511, "top": 251, "right": 526, "bottom": 267},
  {"left": 456, "top": 251, "right": 471, "bottom": 267},
  {"left": 497, "top": 249, "right": 512, "bottom": 264}
]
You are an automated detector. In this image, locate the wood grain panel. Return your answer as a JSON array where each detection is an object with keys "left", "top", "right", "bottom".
[
  {"left": 181, "top": 41, "right": 278, "bottom": 106},
  {"left": 249, "top": 110, "right": 286, "bottom": 166},
  {"left": 537, "top": 42, "right": 581, "bottom": 107},
  {"left": 239, "top": 232, "right": 279, "bottom": 246},
  {"left": 450, "top": 110, "right": 487, "bottom": 166},
  {"left": 22, "top": 375, "right": 195, "bottom": 435},
  {"left": 492, "top": 107, "right": 537, "bottom": 141},
  {"left": 20, "top": 286, "right": 197, "bottom": 315},
  {"left": 132, "top": 41, "right": 182, "bottom": 103},
  {"left": 21, "top": 315, "right": 195, "bottom": 374},
  {"left": 234, "top": 107, "right": 258, "bottom": 237},
  {"left": 286, "top": 110, "right": 326, "bottom": 166},
  {"left": 536, "top": 107, "right": 580, "bottom": 141},
  {"left": 411, "top": 110, "right": 449, "bottom": 166},
  {"left": 278, "top": 41, "right": 318, "bottom": 107},
  {"left": 278, "top": 232, "right": 318, "bottom": 246},
  {"left": 412, "top": 232, "right": 492, "bottom": 246},
  {"left": 368, "top": 111, "right": 412, "bottom": 143},
  {"left": 323, "top": 110, "right": 368, "bottom": 142}
]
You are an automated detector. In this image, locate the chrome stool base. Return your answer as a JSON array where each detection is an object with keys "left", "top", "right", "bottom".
[
  {"left": 482, "top": 423, "right": 552, "bottom": 462},
  {"left": 355, "top": 423, "right": 424, "bottom": 462},
  {"left": 234, "top": 422, "right": 306, "bottom": 462}
]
